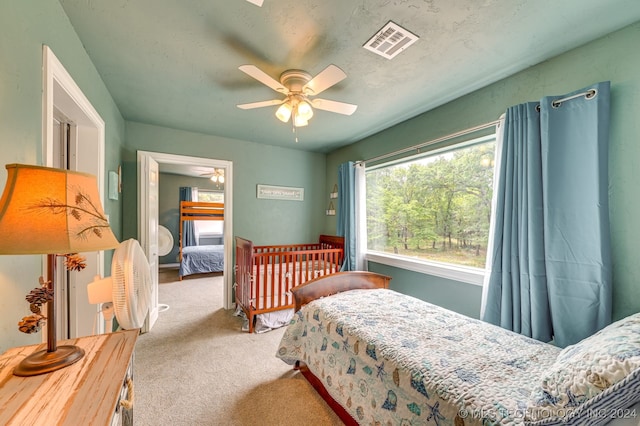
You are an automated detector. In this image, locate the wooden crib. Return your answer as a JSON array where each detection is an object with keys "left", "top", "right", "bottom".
[{"left": 234, "top": 235, "right": 344, "bottom": 333}]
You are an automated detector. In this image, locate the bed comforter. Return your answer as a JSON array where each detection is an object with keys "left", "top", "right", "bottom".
[
  {"left": 276, "top": 288, "right": 561, "bottom": 425},
  {"left": 179, "top": 244, "right": 224, "bottom": 277}
]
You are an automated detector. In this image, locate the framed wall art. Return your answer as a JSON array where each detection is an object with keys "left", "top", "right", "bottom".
[{"left": 256, "top": 184, "right": 304, "bottom": 201}]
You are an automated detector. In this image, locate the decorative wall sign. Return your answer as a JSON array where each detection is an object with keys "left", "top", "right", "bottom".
[
  {"left": 257, "top": 184, "right": 304, "bottom": 201},
  {"left": 330, "top": 184, "right": 338, "bottom": 199},
  {"left": 326, "top": 201, "right": 336, "bottom": 216},
  {"left": 108, "top": 170, "right": 119, "bottom": 200}
]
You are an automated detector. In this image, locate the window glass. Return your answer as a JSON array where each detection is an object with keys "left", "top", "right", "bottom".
[
  {"left": 197, "top": 190, "right": 224, "bottom": 203},
  {"left": 366, "top": 135, "right": 495, "bottom": 269},
  {"left": 195, "top": 189, "right": 224, "bottom": 236}
]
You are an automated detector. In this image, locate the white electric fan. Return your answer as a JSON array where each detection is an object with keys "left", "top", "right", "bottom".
[{"left": 88, "top": 238, "right": 152, "bottom": 332}]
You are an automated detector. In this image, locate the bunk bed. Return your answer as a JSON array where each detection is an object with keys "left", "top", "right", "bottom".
[
  {"left": 234, "top": 235, "right": 344, "bottom": 333},
  {"left": 178, "top": 201, "right": 224, "bottom": 280}
]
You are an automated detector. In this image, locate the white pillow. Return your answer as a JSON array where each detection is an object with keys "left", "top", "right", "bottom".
[{"left": 527, "top": 313, "right": 640, "bottom": 424}]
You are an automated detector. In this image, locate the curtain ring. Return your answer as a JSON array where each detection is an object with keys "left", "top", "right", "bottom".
[
  {"left": 585, "top": 89, "right": 597, "bottom": 99},
  {"left": 535, "top": 104, "right": 541, "bottom": 112}
]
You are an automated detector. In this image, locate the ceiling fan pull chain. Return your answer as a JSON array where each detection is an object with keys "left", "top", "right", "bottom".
[{"left": 292, "top": 120, "right": 299, "bottom": 143}]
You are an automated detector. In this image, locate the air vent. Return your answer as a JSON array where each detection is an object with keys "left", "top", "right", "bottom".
[{"left": 363, "top": 21, "right": 419, "bottom": 60}]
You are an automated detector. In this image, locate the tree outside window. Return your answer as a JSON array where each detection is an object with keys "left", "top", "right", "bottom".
[{"left": 366, "top": 135, "right": 495, "bottom": 269}]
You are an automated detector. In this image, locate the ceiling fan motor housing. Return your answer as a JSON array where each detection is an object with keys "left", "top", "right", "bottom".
[{"left": 279, "top": 70, "right": 311, "bottom": 93}]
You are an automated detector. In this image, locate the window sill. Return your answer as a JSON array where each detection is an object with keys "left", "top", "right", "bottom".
[{"left": 365, "top": 251, "right": 484, "bottom": 286}]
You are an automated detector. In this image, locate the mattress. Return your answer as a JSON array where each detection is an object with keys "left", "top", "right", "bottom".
[
  {"left": 276, "top": 288, "right": 561, "bottom": 425},
  {"left": 179, "top": 244, "right": 224, "bottom": 277}
]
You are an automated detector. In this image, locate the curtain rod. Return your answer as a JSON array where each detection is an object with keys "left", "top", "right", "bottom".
[
  {"left": 356, "top": 119, "right": 500, "bottom": 166},
  {"left": 357, "top": 89, "right": 596, "bottom": 166}
]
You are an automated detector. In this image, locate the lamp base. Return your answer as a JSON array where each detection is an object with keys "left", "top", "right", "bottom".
[{"left": 13, "top": 345, "right": 85, "bottom": 377}]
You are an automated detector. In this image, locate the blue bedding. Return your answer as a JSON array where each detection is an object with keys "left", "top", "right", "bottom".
[{"left": 179, "top": 245, "right": 224, "bottom": 277}]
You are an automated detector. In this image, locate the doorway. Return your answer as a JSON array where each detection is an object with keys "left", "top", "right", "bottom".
[
  {"left": 43, "top": 45, "right": 107, "bottom": 337},
  {"left": 137, "top": 151, "right": 234, "bottom": 324}
]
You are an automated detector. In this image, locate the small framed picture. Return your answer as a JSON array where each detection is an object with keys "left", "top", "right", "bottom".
[{"left": 108, "top": 167, "right": 121, "bottom": 200}]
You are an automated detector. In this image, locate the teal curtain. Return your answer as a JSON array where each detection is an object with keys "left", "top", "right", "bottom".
[
  {"left": 482, "top": 81, "right": 611, "bottom": 347},
  {"left": 179, "top": 187, "right": 197, "bottom": 247},
  {"left": 337, "top": 161, "right": 356, "bottom": 271}
]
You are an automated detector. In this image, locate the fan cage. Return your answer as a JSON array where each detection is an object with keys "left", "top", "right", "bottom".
[{"left": 112, "top": 239, "right": 152, "bottom": 330}]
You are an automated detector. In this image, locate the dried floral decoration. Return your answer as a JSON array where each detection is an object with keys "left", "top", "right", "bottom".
[
  {"left": 64, "top": 253, "right": 87, "bottom": 271},
  {"left": 18, "top": 254, "right": 87, "bottom": 334}
]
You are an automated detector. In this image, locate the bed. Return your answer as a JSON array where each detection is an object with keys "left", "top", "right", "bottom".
[
  {"left": 178, "top": 201, "right": 224, "bottom": 280},
  {"left": 234, "top": 235, "right": 344, "bottom": 333},
  {"left": 277, "top": 272, "right": 640, "bottom": 426}
]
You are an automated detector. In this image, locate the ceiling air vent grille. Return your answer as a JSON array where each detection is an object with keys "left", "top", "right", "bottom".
[{"left": 363, "top": 21, "right": 419, "bottom": 60}]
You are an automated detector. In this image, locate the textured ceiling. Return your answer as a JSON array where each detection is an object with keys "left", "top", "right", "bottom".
[{"left": 59, "top": 0, "right": 640, "bottom": 153}]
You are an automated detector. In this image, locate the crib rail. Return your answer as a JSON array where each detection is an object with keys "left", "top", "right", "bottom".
[
  {"left": 251, "top": 248, "right": 344, "bottom": 310},
  {"left": 234, "top": 235, "right": 344, "bottom": 333}
]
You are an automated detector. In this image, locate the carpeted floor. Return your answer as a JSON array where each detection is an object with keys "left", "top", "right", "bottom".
[{"left": 134, "top": 271, "right": 343, "bottom": 425}]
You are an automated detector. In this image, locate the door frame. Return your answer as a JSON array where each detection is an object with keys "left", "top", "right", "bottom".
[
  {"left": 42, "top": 45, "right": 107, "bottom": 336},
  {"left": 137, "top": 151, "right": 234, "bottom": 309}
]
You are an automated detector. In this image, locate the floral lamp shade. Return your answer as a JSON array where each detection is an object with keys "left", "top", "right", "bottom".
[
  {"left": 0, "top": 164, "right": 119, "bottom": 254},
  {"left": 0, "top": 163, "right": 119, "bottom": 376}
]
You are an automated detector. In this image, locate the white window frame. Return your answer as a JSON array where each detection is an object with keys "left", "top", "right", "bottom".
[
  {"left": 195, "top": 189, "right": 224, "bottom": 239},
  {"left": 363, "top": 134, "right": 496, "bottom": 287}
]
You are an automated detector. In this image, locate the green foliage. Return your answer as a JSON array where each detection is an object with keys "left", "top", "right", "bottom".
[
  {"left": 366, "top": 140, "right": 495, "bottom": 266},
  {"left": 198, "top": 190, "right": 224, "bottom": 203}
]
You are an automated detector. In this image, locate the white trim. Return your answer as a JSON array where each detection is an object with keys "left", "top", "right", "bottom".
[
  {"left": 366, "top": 251, "right": 484, "bottom": 286},
  {"left": 43, "top": 46, "right": 106, "bottom": 177},
  {"left": 137, "top": 151, "right": 234, "bottom": 309},
  {"left": 42, "top": 45, "right": 107, "bottom": 336}
]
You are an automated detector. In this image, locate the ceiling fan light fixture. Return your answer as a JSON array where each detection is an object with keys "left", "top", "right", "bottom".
[
  {"left": 275, "top": 102, "right": 292, "bottom": 123},
  {"left": 293, "top": 114, "right": 309, "bottom": 127},
  {"left": 237, "top": 64, "right": 357, "bottom": 136},
  {"left": 218, "top": 175, "right": 225, "bottom": 184},
  {"left": 297, "top": 100, "right": 314, "bottom": 121}
]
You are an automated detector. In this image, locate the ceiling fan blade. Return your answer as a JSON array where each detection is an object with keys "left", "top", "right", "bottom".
[
  {"left": 238, "top": 65, "right": 286, "bottom": 93},
  {"left": 311, "top": 98, "right": 358, "bottom": 115},
  {"left": 237, "top": 99, "right": 284, "bottom": 109},
  {"left": 303, "top": 65, "right": 347, "bottom": 96},
  {"left": 246, "top": 0, "right": 264, "bottom": 6}
]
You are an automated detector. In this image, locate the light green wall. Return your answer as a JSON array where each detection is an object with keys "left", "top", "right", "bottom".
[
  {"left": 326, "top": 22, "right": 640, "bottom": 321},
  {"left": 0, "top": 3, "right": 637, "bottom": 354},
  {"left": 158, "top": 173, "right": 222, "bottom": 264},
  {"left": 0, "top": 2, "right": 125, "bottom": 351},
  {"left": 122, "top": 121, "right": 328, "bottom": 246}
]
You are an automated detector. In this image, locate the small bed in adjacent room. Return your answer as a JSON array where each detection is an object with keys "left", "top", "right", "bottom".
[
  {"left": 276, "top": 272, "right": 640, "bottom": 426},
  {"left": 178, "top": 201, "right": 224, "bottom": 280}
]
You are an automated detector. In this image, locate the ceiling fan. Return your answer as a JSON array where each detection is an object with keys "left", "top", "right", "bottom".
[
  {"left": 246, "top": 0, "right": 264, "bottom": 6},
  {"left": 199, "top": 168, "right": 225, "bottom": 183},
  {"left": 236, "top": 64, "right": 358, "bottom": 128}
]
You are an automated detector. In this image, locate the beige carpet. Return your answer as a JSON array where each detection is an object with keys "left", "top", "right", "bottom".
[{"left": 134, "top": 270, "right": 343, "bottom": 425}]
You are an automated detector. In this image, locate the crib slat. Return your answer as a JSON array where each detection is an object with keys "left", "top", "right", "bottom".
[{"left": 235, "top": 236, "right": 344, "bottom": 333}]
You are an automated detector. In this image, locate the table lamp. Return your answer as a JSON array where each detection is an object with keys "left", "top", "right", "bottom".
[{"left": 0, "top": 164, "right": 119, "bottom": 376}]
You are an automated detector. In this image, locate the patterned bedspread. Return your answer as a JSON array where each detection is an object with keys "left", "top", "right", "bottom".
[
  {"left": 276, "top": 289, "right": 561, "bottom": 425},
  {"left": 179, "top": 244, "right": 224, "bottom": 277}
]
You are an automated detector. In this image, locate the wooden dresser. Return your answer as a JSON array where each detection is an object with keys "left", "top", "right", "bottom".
[{"left": 0, "top": 329, "right": 138, "bottom": 426}]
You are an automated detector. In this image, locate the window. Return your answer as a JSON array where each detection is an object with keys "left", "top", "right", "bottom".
[
  {"left": 197, "top": 190, "right": 224, "bottom": 203},
  {"left": 365, "top": 134, "right": 496, "bottom": 283},
  {"left": 195, "top": 189, "right": 224, "bottom": 237}
]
